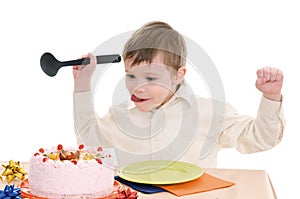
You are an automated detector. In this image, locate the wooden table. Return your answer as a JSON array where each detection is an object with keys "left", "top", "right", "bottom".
[
  {"left": 1, "top": 161, "right": 277, "bottom": 199},
  {"left": 137, "top": 168, "right": 277, "bottom": 199}
]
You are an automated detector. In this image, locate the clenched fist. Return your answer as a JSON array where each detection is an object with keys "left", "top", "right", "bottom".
[{"left": 256, "top": 67, "right": 283, "bottom": 101}]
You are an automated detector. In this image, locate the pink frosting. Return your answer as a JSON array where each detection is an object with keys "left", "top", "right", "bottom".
[{"left": 28, "top": 146, "right": 114, "bottom": 198}]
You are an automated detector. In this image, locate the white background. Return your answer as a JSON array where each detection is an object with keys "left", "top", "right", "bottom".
[{"left": 0, "top": 0, "right": 299, "bottom": 198}]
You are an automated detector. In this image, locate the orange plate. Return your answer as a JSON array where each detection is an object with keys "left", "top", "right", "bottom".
[{"left": 20, "top": 179, "right": 121, "bottom": 199}]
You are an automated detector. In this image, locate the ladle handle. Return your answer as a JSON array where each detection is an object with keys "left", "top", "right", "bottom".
[{"left": 61, "top": 54, "right": 121, "bottom": 66}]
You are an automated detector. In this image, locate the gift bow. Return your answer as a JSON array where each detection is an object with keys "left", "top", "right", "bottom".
[
  {"left": 116, "top": 187, "right": 138, "bottom": 199},
  {"left": 1, "top": 160, "right": 27, "bottom": 184},
  {"left": 0, "top": 184, "right": 21, "bottom": 199}
]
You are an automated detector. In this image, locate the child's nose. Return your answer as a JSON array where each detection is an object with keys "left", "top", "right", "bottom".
[
  {"left": 132, "top": 78, "right": 148, "bottom": 92},
  {"left": 135, "top": 85, "right": 146, "bottom": 93}
]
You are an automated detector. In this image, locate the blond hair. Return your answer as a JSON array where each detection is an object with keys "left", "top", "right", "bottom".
[{"left": 122, "top": 21, "right": 187, "bottom": 71}]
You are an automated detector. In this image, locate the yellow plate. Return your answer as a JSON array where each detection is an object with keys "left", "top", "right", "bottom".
[{"left": 117, "top": 160, "right": 203, "bottom": 184}]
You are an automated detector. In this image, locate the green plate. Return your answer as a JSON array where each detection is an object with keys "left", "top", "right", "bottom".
[{"left": 117, "top": 160, "right": 203, "bottom": 184}]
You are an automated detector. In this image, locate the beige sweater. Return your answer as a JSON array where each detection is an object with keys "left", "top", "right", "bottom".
[{"left": 73, "top": 82, "right": 285, "bottom": 168}]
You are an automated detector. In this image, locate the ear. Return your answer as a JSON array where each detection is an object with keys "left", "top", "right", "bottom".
[{"left": 174, "top": 66, "right": 186, "bottom": 85}]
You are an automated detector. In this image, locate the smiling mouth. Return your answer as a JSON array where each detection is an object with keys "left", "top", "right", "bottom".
[{"left": 131, "top": 95, "right": 148, "bottom": 103}]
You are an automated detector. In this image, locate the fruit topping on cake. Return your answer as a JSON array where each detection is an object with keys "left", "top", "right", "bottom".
[{"left": 33, "top": 144, "right": 109, "bottom": 165}]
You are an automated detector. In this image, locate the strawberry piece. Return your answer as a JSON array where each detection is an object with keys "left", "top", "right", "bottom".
[
  {"left": 97, "top": 147, "right": 103, "bottom": 152},
  {"left": 42, "top": 158, "right": 48, "bottom": 162},
  {"left": 96, "top": 158, "right": 102, "bottom": 164},
  {"left": 71, "top": 160, "right": 77, "bottom": 165},
  {"left": 34, "top": 152, "right": 39, "bottom": 156},
  {"left": 39, "top": 148, "right": 45, "bottom": 153},
  {"left": 66, "top": 155, "right": 72, "bottom": 160},
  {"left": 79, "top": 144, "right": 84, "bottom": 150},
  {"left": 57, "top": 144, "right": 63, "bottom": 150}
]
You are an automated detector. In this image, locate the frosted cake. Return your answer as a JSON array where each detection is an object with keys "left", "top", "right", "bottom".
[{"left": 28, "top": 144, "right": 114, "bottom": 198}]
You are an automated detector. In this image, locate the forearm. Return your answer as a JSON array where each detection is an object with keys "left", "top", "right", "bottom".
[
  {"left": 219, "top": 96, "right": 285, "bottom": 153},
  {"left": 73, "top": 91, "right": 96, "bottom": 140},
  {"left": 74, "top": 78, "right": 92, "bottom": 92},
  {"left": 236, "top": 96, "right": 285, "bottom": 153},
  {"left": 73, "top": 91, "right": 113, "bottom": 147}
]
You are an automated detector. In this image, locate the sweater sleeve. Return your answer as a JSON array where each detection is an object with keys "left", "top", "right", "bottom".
[
  {"left": 73, "top": 91, "right": 113, "bottom": 147},
  {"left": 219, "top": 96, "right": 285, "bottom": 153}
]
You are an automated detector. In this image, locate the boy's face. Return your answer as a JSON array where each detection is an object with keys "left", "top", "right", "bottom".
[{"left": 125, "top": 55, "right": 183, "bottom": 112}]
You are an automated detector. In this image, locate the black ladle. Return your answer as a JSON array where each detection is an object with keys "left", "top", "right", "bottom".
[{"left": 40, "top": 52, "right": 121, "bottom": 77}]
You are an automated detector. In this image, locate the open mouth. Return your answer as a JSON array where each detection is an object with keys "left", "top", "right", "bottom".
[{"left": 131, "top": 94, "right": 148, "bottom": 103}]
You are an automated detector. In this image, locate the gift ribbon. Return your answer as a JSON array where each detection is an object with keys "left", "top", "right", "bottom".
[
  {"left": 0, "top": 184, "right": 21, "bottom": 199},
  {"left": 116, "top": 187, "right": 138, "bottom": 199},
  {"left": 1, "top": 160, "right": 27, "bottom": 184}
]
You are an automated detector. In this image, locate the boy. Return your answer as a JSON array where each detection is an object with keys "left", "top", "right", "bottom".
[{"left": 73, "top": 21, "right": 285, "bottom": 167}]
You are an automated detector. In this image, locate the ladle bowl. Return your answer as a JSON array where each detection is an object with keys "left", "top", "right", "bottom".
[{"left": 40, "top": 52, "right": 121, "bottom": 77}]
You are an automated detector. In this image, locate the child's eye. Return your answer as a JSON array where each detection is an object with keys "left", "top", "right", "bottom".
[
  {"left": 146, "top": 77, "right": 157, "bottom": 81},
  {"left": 126, "top": 74, "right": 135, "bottom": 79}
]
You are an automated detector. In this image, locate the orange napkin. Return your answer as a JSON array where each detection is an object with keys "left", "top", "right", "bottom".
[{"left": 157, "top": 172, "right": 235, "bottom": 196}]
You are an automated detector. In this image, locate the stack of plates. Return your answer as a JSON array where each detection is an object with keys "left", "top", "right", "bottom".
[{"left": 117, "top": 160, "right": 203, "bottom": 185}]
